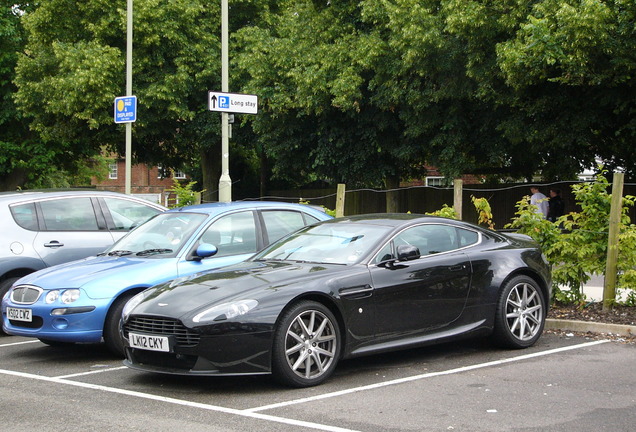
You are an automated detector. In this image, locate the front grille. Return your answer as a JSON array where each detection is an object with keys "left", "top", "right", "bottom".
[
  {"left": 11, "top": 285, "right": 42, "bottom": 305},
  {"left": 124, "top": 316, "right": 200, "bottom": 346}
]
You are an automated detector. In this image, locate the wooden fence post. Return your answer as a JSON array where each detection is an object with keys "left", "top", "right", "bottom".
[
  {"left": 603, "top": 172, "right": 624, "bottom": 311},
  {"left": 454, "top": 179, "right": 463, "bottom": 220},
  {"left": 336, "top": 183, "right": 346, "bottom": 218}
]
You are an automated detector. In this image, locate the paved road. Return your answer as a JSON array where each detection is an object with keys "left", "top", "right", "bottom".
[{"left": 1, "top": 333, "right": 634, "bottom": 431}]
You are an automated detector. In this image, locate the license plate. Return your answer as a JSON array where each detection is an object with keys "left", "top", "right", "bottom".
[
  {"left": 129, "top": 332, "right": 170, "bottom": 352},
  {"left": 7, "top": 307, "right": 32, "bottom": 322}
]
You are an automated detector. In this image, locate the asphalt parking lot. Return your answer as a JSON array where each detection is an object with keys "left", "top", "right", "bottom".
[{"left": 1, "top": 332, "right": 635, "bottom": 432}]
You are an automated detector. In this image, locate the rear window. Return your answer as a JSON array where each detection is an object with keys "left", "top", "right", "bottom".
[{"left": 10, "top": 203, "right": 38, "bottom": 231}]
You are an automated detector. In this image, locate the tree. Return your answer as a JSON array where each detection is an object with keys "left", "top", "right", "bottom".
[
  {"left": 496, "top": 0, "right": 636, "bottom": 178},
  {"left": 12, "top": 0, "right": 274, "bottom": 198},
  {"left": 236, "top": 1, "right": 433, "bottom": 210}
]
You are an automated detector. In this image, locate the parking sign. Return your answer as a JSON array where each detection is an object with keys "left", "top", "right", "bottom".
[{"left": 114, "top": 96, "right": 137, "bottom": 123}]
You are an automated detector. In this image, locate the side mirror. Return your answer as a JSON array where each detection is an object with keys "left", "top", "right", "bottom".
[
  {"left": 191, "top": 243, "right": 218, "bottom": 261},
  {"left": 396, "top": 244, "right": 420, "bottom": 262}
]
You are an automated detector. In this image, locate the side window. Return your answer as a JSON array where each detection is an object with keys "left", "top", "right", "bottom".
[
  {"left": 390, "top": 224, "right": 458, "bottom": 258},
  {"left": 199, "top": 211, "right": 257, "bottom": 257},
  {"left": 103, "top": 197, "right": 162, "bottom": 230},
  {"left": 261, "top": 210, "right": 307, "bottom": 243},
  {"left": 10, "top": 203, "right": 38, "bottom": 231},
  {"left": 458, "top": 228, "right": 479, "bottom": 247},
  {"left": 40, "top": 198, "right": 98, "bottom": 231}
]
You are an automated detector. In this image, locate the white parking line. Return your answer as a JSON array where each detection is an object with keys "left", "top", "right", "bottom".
[
  {"left": 0, "top": 339, "right": 40, "bottom": 347},
  {"left": 0, "top": 368, "right": 360, "bottom": 432},
  {"left": 56, "top": 366, "right": 128, "bottom": 379},
  {"left": 0, "top": 339, "right": 610, "bottom": 431},
  {"left": 247, "top": 339, "right": 610, "bottom": 413}
]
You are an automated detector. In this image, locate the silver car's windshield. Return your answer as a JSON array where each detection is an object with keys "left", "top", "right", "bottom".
[
  {"left": 106, "top": 212, "right": 208, "bottom": 256},
  {"left": 255, "top": 223, "right": 390, "bottom": 265}
]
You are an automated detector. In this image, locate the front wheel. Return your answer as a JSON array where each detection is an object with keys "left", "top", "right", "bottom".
[
  {"left": 493, "top": 276, "right": 546, "bottom": 349},
  {"left": 272, "top": 301, "right": 340, "bottom": 388},
  {"left": 104, "top": 293, "right": 135, "bottom": 357}
]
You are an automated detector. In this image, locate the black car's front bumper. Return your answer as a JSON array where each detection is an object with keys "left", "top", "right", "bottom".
[{"left": 123, "top": 330, "right": 273, "bottom": 376}]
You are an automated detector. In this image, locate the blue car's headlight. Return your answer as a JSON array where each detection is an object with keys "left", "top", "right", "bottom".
[
  {"left": 45, "top": 289, "right": 80, "bottom": 304},
  {"left": 192, "top": 300, "right": 258, "bottom": 323}
]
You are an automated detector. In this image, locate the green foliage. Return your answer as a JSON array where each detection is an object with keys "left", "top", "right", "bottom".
[
  {"left": 471, "top": 196, "right": 494, "bottom": 229},
  {"left": 167, "top": 178, "right": 200, "bottom": 208},
  {"left": 507, "top": 171, "right": 636, "bottom": 304},
  {"left": 425, "top": 204, "right": 458, "bottom": 220}
]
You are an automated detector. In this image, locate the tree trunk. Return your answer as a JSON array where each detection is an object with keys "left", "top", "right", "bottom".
[
  {"left": 200, "top": 147, "right": 220, "bottom": 203},
  {"left": 0, "top": 169, "right": 28, "bottom": 191},
  {"left": 259, "top": 147, "right": 268, "bottom": 199},
  {"left": 385, "top": 174, "right": 400, "bottom": 213}
]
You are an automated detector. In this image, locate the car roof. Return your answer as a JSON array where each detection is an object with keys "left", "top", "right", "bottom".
[
  {"left": 167, "top": 201, "right": 329, "bottom": 217},
  {"left": 0, "top": 189, "right": 156, "bottom": 204},
  {"left": 319, "top": 213, "right": 481, "bottom": 229}
]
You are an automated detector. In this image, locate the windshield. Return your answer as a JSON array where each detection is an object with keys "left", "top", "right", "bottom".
[
  {"left": 105, "top": 212, "right": 208, "bottom": 256},
  {"left": 254, "top": 222, "right": 390, "bottom": 265}
]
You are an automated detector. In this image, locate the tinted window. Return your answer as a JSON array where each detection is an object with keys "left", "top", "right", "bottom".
[
  {"left": 458, "top": 228, "right": 479, "bottom": 247},
  {"left": 199, "top": 211, "right": 257, "bottom": 257},
  {"left": 40, "top": 198, "right": 99, "bottom": 231},
  {"left": 10, "top": 203, "right": 38, "bottom": 231},
  {"left": 262, "top": 210, "right": 307, "bottom": 243},
  {"left": 375, "top": 224, "right": 459, "bottom": 263},
  {"left": 103, "top": 197, "right": 162, "bottom": 231}
]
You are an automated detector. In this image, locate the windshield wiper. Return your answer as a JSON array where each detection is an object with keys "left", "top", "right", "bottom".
[
  {"left": 105, "top": 250, "right": 134, "bottom": 257},
  {"left": 135, "top": 248, "right": 173, "bottom": 256}
]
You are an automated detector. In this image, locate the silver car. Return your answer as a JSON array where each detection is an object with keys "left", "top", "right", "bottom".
[{"left": 0, "top": 191, "right": 165, "bottom": 303}]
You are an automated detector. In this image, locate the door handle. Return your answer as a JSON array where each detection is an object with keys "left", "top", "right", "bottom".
[
  {"left": 44, "top": 241, "right": 64, "bottom": 248},
  {"left": 448, "top": 264, "right": 465, "bottom": 272}
]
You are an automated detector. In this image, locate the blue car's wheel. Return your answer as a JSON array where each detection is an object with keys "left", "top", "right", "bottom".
[
  {"left": 272, "top": 301, "right": 340, "bottom": 388},
  {"left": 104, "top": 293, "right": 135, "bottom": 357}
]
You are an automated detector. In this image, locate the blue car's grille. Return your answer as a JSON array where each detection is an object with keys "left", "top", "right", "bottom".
[
  {"left": 11, "top": 285, "right": 42, "bottom": 305},
  {"left": 124, "top": 316, "right": 200, "bottom": 346}
]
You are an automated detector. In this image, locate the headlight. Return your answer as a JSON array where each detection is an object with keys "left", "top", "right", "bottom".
[
  {"left": 122, "top": 289, "right": 154, "bottom": 322},
  {"left": 45, "top": 290, "right": 60, "bottom": 304},
  {"left": 45, "top": 290, "right": 80, "bottom": 304},
  {"left": 61, "top": 289, "right": 80, "bottom": 304},
  {"left": 192, "top": 300, "right": 258, "bottom": 323}
]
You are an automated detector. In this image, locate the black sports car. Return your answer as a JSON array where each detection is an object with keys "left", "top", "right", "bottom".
[{"left": 121, "top": 214, "right": 551, "bottom": 387}]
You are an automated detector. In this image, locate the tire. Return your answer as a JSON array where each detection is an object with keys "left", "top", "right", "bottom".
[
  {"left": 0, "top": 277, "right": 20, "bottom": 335},
  {"left": 493, "top": 275, "right": 546, "bottom": 349},
  {"left": 272, "top": 301, "right": 341, "bottom": 388},
  {"left": 104, "top": 293, "right": 135, "bottom": 357}
]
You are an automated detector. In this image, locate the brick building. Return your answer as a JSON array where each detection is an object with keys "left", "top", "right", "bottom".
[{"left": 92, "top": 159, "right": 187, "bottom": 205}]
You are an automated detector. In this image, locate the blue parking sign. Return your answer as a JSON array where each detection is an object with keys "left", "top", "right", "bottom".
[{"left": 114, "top": 96, "right": 137, "bottom": 123}]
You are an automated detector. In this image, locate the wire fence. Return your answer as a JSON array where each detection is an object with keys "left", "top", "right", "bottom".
[{"left": 197, "top": 180, "right": 636, "bottom": 228}]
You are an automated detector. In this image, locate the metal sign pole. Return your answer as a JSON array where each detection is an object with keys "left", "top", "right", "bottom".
[
  {"left": 218, "top": 0, "right": 232, "bottom": 202},
  {"left": 125, "top": 0, "right": 133, "bottom": 195}
]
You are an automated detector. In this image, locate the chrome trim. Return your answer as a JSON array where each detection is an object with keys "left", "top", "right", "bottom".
[{"left": 10, "top": 285, "right": 43, "bottom": 305}]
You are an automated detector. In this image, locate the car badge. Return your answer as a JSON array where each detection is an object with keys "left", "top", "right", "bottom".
[{"left": 158, "top": 303, "right": 168, "bottom": 307}]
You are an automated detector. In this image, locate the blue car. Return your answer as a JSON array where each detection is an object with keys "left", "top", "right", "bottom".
[{"left": 1, "top": 201, "right": 331, "bottom": 355}]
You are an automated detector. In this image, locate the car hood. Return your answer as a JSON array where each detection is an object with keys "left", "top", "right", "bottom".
[
  {"left": 132, "top": 260, "right": 345, "bottom": 319},
  {"left": 15, "top": 255, "right": 176, "bottom": 294}
]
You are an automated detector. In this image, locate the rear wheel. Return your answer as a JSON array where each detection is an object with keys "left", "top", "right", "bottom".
[
  {"left": 104, "top": 293, "right": 135, "bottom": 357},
  {"left": 272, "top": 301, "right": 340, "bottom": 388},
  {"left": 493, "top": 276, "right": 546, "bottom": 348}
]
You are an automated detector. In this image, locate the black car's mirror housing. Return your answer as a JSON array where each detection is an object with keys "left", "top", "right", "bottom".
[{"left": 396, "top": 244, "right": 420, "bottom": 261}]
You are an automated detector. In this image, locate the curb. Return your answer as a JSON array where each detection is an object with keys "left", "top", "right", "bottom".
[{"left": 545, "top": 318, "right": 635, "bottom": 337}]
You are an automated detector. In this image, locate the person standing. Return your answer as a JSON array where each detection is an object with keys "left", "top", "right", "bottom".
[
  {"left": 529, "top": 186, "right": 549, "bottom": 218},
  {"left": 547, "top": 188, "right": 565, "bottom": 222}
]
